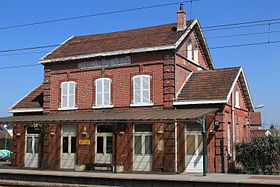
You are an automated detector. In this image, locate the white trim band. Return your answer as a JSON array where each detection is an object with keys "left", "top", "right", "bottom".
[
  {"left": 173, "top": 99, "right": 227, "bottom": 105},
  {"left": 9, "top": 108, "right": 43, "bottom": 113}
]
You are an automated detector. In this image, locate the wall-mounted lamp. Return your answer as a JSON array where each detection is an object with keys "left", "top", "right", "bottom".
[
  {"left": 82, "top": 126, "right": 88, "bottom": 137},
  {"left": 118, "top": 131, "right": 125, "bottom": 136},
  {"left": 50, "top": 132, "right": 55, "bottom": 136},
  {"left": 157, "top": 130, "right": 163, "bottom": 135},
  {"left": 16, "top": 133, "right": 21, "bottom": 137}
]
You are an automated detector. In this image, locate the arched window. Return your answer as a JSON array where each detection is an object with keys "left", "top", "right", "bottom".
[
  {"left": 193, "top": 43, "right": 199, "bottom": 64},
  {"left": 187, "top": 40, "right": 193, "bottom": 60},
  {"left": 94, "top": 78, "right": 113, "bottom": 108},
  {"left": 131, "top": 75, "right": 152, "bottom": 106},
  {"left": 60, "top": 81, "right": 76, "bottom": 109},
  {"left": 235, "top": 90, "right": 240, "bottom": 108}
]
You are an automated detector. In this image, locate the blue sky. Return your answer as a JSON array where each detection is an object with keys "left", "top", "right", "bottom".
[{"left": 0, "top": 0, "right": 279, "bottom": 128}]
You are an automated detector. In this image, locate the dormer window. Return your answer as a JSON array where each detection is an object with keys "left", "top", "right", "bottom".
[
  {"left": 93, "top": 78, "right": 113, "bottom": 108},
  {"left": 235, "top": 90, "right": 240, "bottom": 108},
  {"left": 193, "top": 43, "right": 199, "bottom": 64},
  {"left": 59, "top": 81, "right": 77, "bottom": 110},
  {"left": 187, "top": 40, "right": 193, "bottom": 60},
  {"left": 131, "top": 75, "right": 153, "bottom": 106}
]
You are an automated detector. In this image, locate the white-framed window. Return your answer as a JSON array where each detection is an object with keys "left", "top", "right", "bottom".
[
  {"left": 235, "top": 90, "right": 240, "bottom": 108},
  {"left": 131, "top": 75, "right": 153, "bottom": 106},
  {"left": 59, "top": 81, "right": 77, "bottom": 110},
  {"left": 187, "top": 40, "right": 193, "bottom": 60},
  {"left": 93, "top": 78, "right": 113, "bottom": 108},
  {"left": 193, "top": 43, "right": 199, "bottom": 64}
]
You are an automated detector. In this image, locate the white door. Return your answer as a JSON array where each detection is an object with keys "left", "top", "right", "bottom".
[
  {"left": 95, "top": 125, "right": 113, "bottom": 164},
  {"left": 25, "top": 128, "right": 39, "bottom": 168},
  {"left": 61, "top": 125, "right": 76, "bottom": 169},
  {"left": 185, "top": 131, "right": 203, "bottom": 172},
  {"left": 133, "top": 124, "right": 152, "bottom": 171}
]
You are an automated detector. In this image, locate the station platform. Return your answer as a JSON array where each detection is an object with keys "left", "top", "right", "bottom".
[{"left": 0, "top": 168, "right": 279, "bottom": 186}]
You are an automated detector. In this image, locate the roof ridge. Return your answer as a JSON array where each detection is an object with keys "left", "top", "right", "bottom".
[
  {"left": 193, "top": 67, "right": 241, "bottom": 74},
  {"left": 75, "top": 20, "right": 195, "bottom": 38}
]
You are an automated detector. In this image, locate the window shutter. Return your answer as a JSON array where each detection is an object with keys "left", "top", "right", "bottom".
[
  {"left": 142, "top": 76, "right": 150, "bottom": 103},
  {"left": 68, "top": 82, "right": 75, "bottom": 108},
  {"left": 61, "top": 82, "right": 68, "bottom": 108},
  {"left": 103, "top": 79, "right": 110, "bottom": 105},
  {"left": 133, "top": 76, "right": 141, "bottom": 104},
  {"left": 95, "top": 79, "right": 103, "bottom": 106}
]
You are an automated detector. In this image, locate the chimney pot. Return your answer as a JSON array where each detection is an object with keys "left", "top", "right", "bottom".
[{"left": 177, "top": 4, "right": 187, "bottom": 31}]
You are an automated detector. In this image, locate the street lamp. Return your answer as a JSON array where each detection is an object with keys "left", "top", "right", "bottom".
[{"left": 254, "top": 104, "right": 264, "bottom": 110}]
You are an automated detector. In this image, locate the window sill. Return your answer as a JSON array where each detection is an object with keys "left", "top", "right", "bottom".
[
  {"left": 235, "top": 105, "right": 240, "bottom": 109},
  {"left": 130, "top": 103, "right": 154, "bottom": 107},
  {"left": 92, "top": 105, "right": 114, "bottom": 109},
  {"left": 58, "top": 107, "right": 78, "bottom": 111}
]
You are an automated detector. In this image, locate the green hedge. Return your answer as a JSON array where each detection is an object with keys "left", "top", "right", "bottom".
[
  {"left": 235, "top": 136, "right": 280, "bottom": 174},
  {"left": 0, "top": 138, "right": 12, "bottom": 150}
]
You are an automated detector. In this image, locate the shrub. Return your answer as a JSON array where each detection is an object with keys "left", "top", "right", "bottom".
[{"left": 235, "top": 135, "right": 280, "bottom": 174}]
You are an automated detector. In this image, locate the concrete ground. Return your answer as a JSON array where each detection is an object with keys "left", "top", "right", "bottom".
[{"left": 0, "top": 168, "right": 279, "bottom": 186}]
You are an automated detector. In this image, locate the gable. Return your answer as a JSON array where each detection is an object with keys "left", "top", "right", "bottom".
[
  {"left": 9, "top": 84, "right": 44, "bottom": 113},
  {"left": 174, "top": 67, "right": 254, "bottom": 111}
]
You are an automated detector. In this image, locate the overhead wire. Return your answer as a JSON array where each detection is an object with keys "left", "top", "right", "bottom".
[
  {"left": 0, "top": 40, "right": 279, "bottom": 70},
  {"left": 1, "top": 20, "right": 280, "bottom": 54},
  {"left": 0, "top": 0, "right": 198, "bottom": 31}
]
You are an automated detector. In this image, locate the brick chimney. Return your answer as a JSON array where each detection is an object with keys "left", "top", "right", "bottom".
[{"left": 177, "top": 4, "right": 187, "bottom": 31}]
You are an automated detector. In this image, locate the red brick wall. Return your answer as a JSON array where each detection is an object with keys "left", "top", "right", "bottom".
[
  {"left": 12, "top": 124, "right": 25, "bottom": 168},
  {"left": 43, "top": 51, "right": 175, "bottom": 114}
]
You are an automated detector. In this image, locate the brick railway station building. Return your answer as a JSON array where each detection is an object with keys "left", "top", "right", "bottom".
[{"left": 0, "top": 5, "right": 259, "bottom": 174}]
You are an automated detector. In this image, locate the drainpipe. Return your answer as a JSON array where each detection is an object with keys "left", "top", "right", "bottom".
[
  {"left": 39, "top": 124, "right": 45, "bottom": 170},
  {"left": 113, "top": 123, "right": 117, "bottom": 173},
  {"left": 174, "top": 121, "right": 178, "bottom": 173},
  {"left": 231, "top": 92, "right": 235, "bottom": 159},
  {"left": 173, "top": 51, "right": 177, "bottom": 99},
  {"left": 201, "top": 116, "right": 207, "bottom": 176}
]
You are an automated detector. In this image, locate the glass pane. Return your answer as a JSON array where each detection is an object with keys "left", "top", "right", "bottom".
[
  {"left": 104, "top": 79, "right": 110, "bottom": 93},
  {"left": 187, "top": 135, "right": 195, "bottom": 155},
  {"left": 69, "top": 82, "right": 75, "bottom": 94},
  {"left": 134, "top": 136, "right": 142, "bottom": 155},
  {"left": 134, "top": 90, "right": 141, "bottom": 104},
  {"left": 62, "top": 96, "right": 67, "bottom": 108},
  {"left": 62, "top": 83, "right": 68, "bottom": 95},
  {"left": 26, "top": 137, "right": 32, "bottom": 153},
  {"left": 135, "top": 124, "right": 152, "bottom": 132},
  {"left": 97, "top": 125, "right": 113, "bottom": 133},
  {"left": 96, "top": 79, "right": 102, "bottom": 93},
  {"left": 186, "top": 122, "right": 201, "bottom": 131},
  {"left": 69, "top": 95, "right": 75, "bottom": 108},
  {"left": 26, "top": 127, "right": 40, "bottom": 134},
  {"left": 104, "top": 92, "right": 110, "bottom": 105},
  {"left": 106, "top": 136, "right": 112, "bottom": 154},
  {"left": 97, "top": 136, "right": 104, "bottom": 154},
  {"left": 145, "top": 135, "right": 152, "bottom": 154},
  {"left": 96, "top": 92, "right": 102, "bottom": 106},
  {"left": 134, "top": 77, "right": 141, "bottom": 90},
  {"left": 71, "top": 137, "right": 76, "bottom": 153},
  {"left": 143, "top": 90, "right": 150, "bottom": 103},
  {"left": 143, "top": 76, "right": 149, "bottom": 90},
  {"left": 34, "top": 137, "right": 39, "bottom": 153},
  {"left": 198, "top": 135, "right": 203, "bottom": 155},
  {"left": 62, "top": 137, "right": 69, "bottom": 153}
]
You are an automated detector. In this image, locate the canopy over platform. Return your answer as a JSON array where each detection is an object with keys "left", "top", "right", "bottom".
[{"left": 0, "top": 108, "right": 218, "bottom": 124}]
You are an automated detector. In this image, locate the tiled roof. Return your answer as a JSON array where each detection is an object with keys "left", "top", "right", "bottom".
[
  {"left": 41, "top": 21, "right": 193, "bottom": 61},
  {"left": 10, "top": 84, "right": 43, "bottom": 111},
  {"left": 250, "top": 112, "right": 262, "bottom": 125},
  {"left": 177, "top": 67, "right": 241, "bottom": 101}
]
